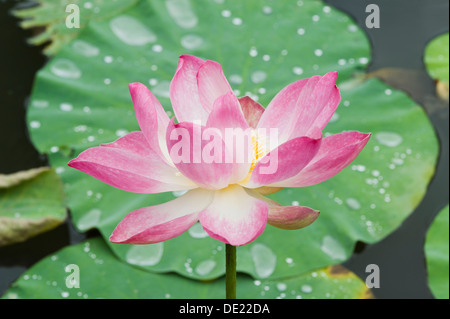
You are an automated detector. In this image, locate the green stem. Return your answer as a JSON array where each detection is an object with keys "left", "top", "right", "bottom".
[{"left": 225, "top": 243, "right": 236, "bottom": 299}]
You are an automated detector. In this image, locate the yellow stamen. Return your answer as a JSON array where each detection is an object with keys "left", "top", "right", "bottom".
[{"left": 240, "top": 130, "right": 267, "bottom": 184}]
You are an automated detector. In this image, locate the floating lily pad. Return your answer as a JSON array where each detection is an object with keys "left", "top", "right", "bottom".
[
  {"left": 0, "top": 168, "right": 66, "bottom": 246},
  {"left": 26, "top": 0, "right": 438, "bottom": 280},
  {"left": 425, "top": 33, "right": 449, "bottom": 85},
  {"left": 2, "top": 237, "right": 372, "bottom": 299},
  {"left": 425, "top": 205, "right": 449, "bottom": 299},
  {"left": 424, "top": 33, "right": 449, "bottom": 100}
]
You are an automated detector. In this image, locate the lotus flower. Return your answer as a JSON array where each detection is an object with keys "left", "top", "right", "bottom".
[{"left": 68, "top": 55, "right": 370, "bottom": 246}]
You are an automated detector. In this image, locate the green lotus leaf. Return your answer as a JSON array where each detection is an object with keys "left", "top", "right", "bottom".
[
  {"left": 2, "top": 237, "right": 372, "bottom": 299},
  {"left": 425, "top": 205, "right": 449, "bottom": 299},
  {"left": 424, "top": 33, "right": 449, "bottom": 100},
  {"left": 26, "top": 0, "right": 439, "bottom": 280},
  {"left": 13, "top": 0, "right": 139, "bottom": 56},
  {"left": 0, "top": 168, "right": 66, "bottom": 246}
]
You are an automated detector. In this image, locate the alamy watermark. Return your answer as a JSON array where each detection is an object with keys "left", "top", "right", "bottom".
[
  {"left": 365, "top": 4, "right": 380, "bottom": 29},
  {"left": 65, "top": 264, "right": 80, "bottom": 288},
  {"left": 365, "top": 264, "right": 380, "bottom": 288},
  {"left": 168, "top": 123, "right": 280, "bottom": 175},
  {"left": 65, "top": 4, "right": 80, "bottom": 29}
]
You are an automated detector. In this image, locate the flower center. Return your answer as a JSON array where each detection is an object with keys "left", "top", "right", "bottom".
[{"left": 240, "top": 130, "right": 268, "bottom": 184}]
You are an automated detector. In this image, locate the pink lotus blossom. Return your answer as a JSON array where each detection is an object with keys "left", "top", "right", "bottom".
[{"left": 68, "top": 55, "right": 370, "bottom": 246}]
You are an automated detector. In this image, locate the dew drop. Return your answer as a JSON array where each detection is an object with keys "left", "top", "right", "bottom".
[
  {"left": 348, "top": 25, "right": 358, "bottom": 32},
  {"left": 251, "top": 243, "right": 276, "bottom": 278},
  {"left": 375, "top": 132, "right": 403, "bottom": 147},
  {"left": 262, "top": 6, "right": 273, "bottom": 14},
  {"left": 181, "top": 34, "right": 204, "bottom": 50},
  {"left": 51, "top": 59, "right": 82, "bottom": 79},
  {"left": 114, "top": 129, "right": 127, "bottom": 137},
  {"left": 301, "top": 284, "right": 312, "bottom": 293},
  {"left": 293, "top": 67, "right": 304, "bottom": 75},
  {"left": 152, "top": 80, "right": 171, "bottom": 98},
  {"left": 352, "top": 164, "right": 366, "bottom": 172},
  {"left": 232, "top": 17, "right": 243, "bottom": 25},
  {"left": 329, "top": 112, "right": 339, "bottom": 123},
  {"left": 359, "top": 57, "right": 369, "bottom": 64},
  {"left": 314, "top": 49, "right": 323, "bottom": 57},
  {"left": 72, "top": 40, "right": 100, "bottom": 57},
  {"left": 195, "top": 260, "right": 216, "bottom": 276},
  {"left": 60, "top": 103, "right": 73, "bottom": 112},
  {"left": 345, "top": 198, "right": 361, "bottom": 210},
  {"left": 297, "top": 28, "right": 306, "bottom": 35},
  {"left": 229, "top": 74, "right": 243, "bottom": 85},
  {"left": 338, "top": 59, "right": 346, "bottom": 66},
  {"left": 30, "top": 121, "right": 41, "bottom": 129},
  {"left": 321, "top": 236, "right": 346, "bottom": 260},
  {"left": 188, "top": 222, "right": 209, "bottom": 238},
  {"left": 172, "top": 190, "right": 188, "bottom": 197},
  {"left": 152, "top": 44, "right": 163, "bottom": 52},
  {"left": 104, "top": 56, "right": 114, "bottom": 63},
  {"left": 251, "top": 70, "right": 267, "bottom": 84},
  {"left": 276, "top": 283, "right": 287, "bottom": 291},
  {"left": 166, "top": 0, "right": 198, "bottom": 29},
  {"left": 221, "top": 10, "right": 231, "bottom": 18},
  {"left": 32, "top": 100, "right": 49, "bottom": 109},
  {"left": 78, "top": 209, "right": 101, "bottom": 231},
  {"left": 110, "top": 15, "right": 157, "bottom": 46},
  {"left": 61, "top": 291, "right": 69, "bottom": 298},
  {"left": 126, "top": 243, "right": 164, "bottom": 266}
]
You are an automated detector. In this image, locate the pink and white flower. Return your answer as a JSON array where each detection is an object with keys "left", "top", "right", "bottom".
[{"left": 68, "top": 55, "right": 370, "bottom": 246}]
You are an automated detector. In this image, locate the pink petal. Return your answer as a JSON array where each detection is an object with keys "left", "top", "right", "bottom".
[
  {"left": 239, "top": 96, "right": 265, "bottom": 129},
  {"left": 292, "top": 72, "right": 340, "bottom": 138},
  {"left": 268, "top": 205, "right": 320, "bottom": 230},
  {"left": 206, "top": 92, "right": 252, "bottom": 183},
  {"left": 166, "top": 119, "right": 233, "bottom": 189},
  {"left": 257, "top": 72, "right": 340, "bottom": 143},
  {"left": 257, "top": 77, "right": 310, "bottom": 142},
  {"left": 68, "top": 131, "right": 196, "bottom": 193},
  {"left": 199, "top": 185, "right": 268, "bottom": 246},
  {"left": 271, "top": 131, "right": 371, "bottom": 187},
  {"left": 247, "top": 133, "right": 322, "bottom": 187},
  {"left": 197, "top": 60, "right": 233, "bottom": 113},
  {"left": 253, "top": 186, "right": 284, "bottom": 195},
  {"left": 170, "top": 55, "right": 209, "bottom": 123},
  {"left": 129, "top": 82, "right": 170, "bottom": 163},
  {"left": 248, "top": 190, "right": 319, "bottom": 230},
  {"left": 110, "top": 188, "right": 214, "bottom": 244}
]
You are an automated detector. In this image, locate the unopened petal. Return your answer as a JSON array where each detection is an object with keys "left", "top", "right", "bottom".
[
  {"left": 197, "top": 60, "right": 233, "bottom": 113},
  {"left": 170, "top": 55, "right": 209, "bottom": 123}
]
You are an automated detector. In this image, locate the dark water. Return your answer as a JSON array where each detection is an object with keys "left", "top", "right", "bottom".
[{"left": 0, "top": 0, "right": 448, "bottom": 299}]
